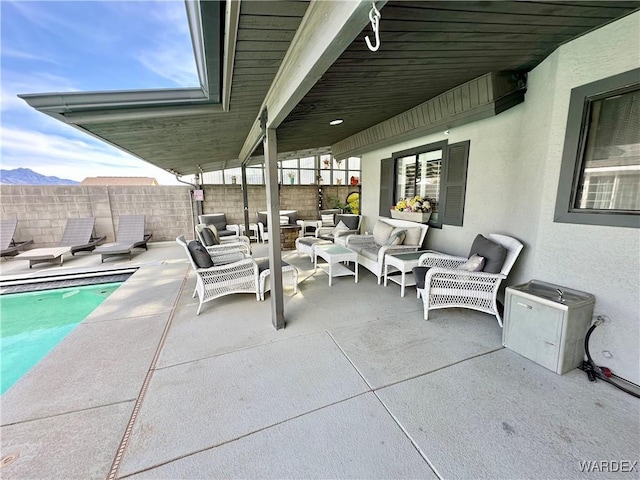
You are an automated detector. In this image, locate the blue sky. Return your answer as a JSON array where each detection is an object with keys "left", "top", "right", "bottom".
[{"left": 1, "top": 0, "right": 198, "bottom": 184}]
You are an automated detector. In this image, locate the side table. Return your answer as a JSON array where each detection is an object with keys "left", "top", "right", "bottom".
[
  {"left": 384, "top": 250, "right": 435, "bottom": 297},
  {"left": 313, "top": 243, "right": 358, "bottom": 286}
]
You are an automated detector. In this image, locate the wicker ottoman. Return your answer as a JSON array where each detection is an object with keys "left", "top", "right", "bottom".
[
  {"left": 255, "top": 258, "right": 299, "bottom": 301},
  {"left": 295, "top": 237, "right": 332, "bottom": 262}
]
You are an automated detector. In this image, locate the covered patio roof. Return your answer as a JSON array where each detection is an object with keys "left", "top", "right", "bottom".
[{"left": 19, "top": 0, "right": 639, "bottom": 176}]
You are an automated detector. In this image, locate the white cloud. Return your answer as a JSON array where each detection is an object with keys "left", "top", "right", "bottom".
[{"left": 0, "top": 126, "right": 184, "bottom": 184}]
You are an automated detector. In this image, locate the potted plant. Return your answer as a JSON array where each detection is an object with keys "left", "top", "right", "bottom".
[
  {"left": 391, "top": 196, "right": 432, "bottom": 223},
  {"left": 327, "top": 195, "right": 352, "bottom": 214},
  {"left": 287, "top": 172, "right": 295, "bottom": 184}
]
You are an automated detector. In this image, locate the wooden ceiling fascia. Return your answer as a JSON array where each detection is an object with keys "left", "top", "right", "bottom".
[{"left": 238, "top": 0, "right": 388, "bottom": 163}]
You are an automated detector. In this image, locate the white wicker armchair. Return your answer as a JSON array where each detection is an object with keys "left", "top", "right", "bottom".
[
  {"left": 415, "top": 234, "right": 523, "bottom": 326},
  {"left": 176, "top": 235, "right": 259, "bottom": 315}
]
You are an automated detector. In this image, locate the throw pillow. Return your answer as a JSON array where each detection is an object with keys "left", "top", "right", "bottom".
[
  {"left": 200, "top": 227, "right": 219, "bottom": 246},
  {"left": 332, "top": 220, "right": 350, "bottom": 236},
  {"left": 321, "top": 214, "right": 335, "bottom": 227},
  {"left": 403, "top": 227, "right": 422, "bottom": 246},
  {"left": 469, "top": 234, "right": 507, "bottom": 273},
  {"left": 457, "top": 254, "right": 485, "bottom": 272},
  {"left": 336, "top": 215, "right": 359, "bottom": 230},
  {"left": 187, "top": 240, "right": 214, "bottom": 269},
  {"left": 373, "top": 221, "right": 394, "bottom": 246},
  {"left": 386, "top": 228, "right": 406, "bottom": 245}
]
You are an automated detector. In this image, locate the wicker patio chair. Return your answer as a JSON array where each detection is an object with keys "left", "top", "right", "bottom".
[
  {"left": 176, "top": 235, "right": 259, "bottom": 315},
  {"left": 195, "top": 224, "right": 250, "bottom": 264},
  {"left": 415, "top": 234, "right": 523, "bottom": 326}
]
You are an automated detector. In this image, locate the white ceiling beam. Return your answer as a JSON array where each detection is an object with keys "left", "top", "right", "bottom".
[
  {"left": 222, "top": 0, "right": 241, "bottom": 111},
  {"left": 238, "top": 0, "right": 387, "bottom": 163}
]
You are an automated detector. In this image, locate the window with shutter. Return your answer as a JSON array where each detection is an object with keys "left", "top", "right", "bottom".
[
  {"left": 379, "top": 157, "right": 394, "bottom": 217},
  {"left": 442, "top": 141, "right": 470, "bottom": 226},
  {"left": 391, "top": 140, "right": 469, "bottom": 228}
]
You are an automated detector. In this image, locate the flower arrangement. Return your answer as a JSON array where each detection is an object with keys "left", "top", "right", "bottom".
[
  {"left": 287, "top": 172, "right": 295, "bottom": 179},
  {"left": 393, "top": 196, "right": 431, "bottom": 213}
]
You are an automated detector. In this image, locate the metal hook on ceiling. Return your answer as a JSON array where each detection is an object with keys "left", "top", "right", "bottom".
[{"left": 365, "top": 3, "right": 381, "bottom": 52}]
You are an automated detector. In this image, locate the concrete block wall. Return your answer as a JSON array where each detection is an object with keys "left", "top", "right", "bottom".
[
  {"left": 1, "top": 184, "right": 360, "bottom": 249},
  {"left": 0, "top": 185, "right": 194, "bottom": 247},
  {"left": 200, "top": 185, "right": 355, "bottom": 223},
  {"left": 107, "top": 186, "right": 194, "bottom": 244}
]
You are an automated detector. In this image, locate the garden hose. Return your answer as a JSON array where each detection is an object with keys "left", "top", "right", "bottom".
[{"left": 578, "top": 319, "right": 640, "bottom": 399}]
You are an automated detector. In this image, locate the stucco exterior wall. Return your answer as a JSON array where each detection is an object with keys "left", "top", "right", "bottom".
[{"left": 360, "top": 12, "right": 640, "bottom": 382}]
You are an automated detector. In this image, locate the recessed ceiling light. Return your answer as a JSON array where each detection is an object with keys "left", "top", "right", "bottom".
[{"left": 329, "top": 119, "right": 344, "bottom": 126}]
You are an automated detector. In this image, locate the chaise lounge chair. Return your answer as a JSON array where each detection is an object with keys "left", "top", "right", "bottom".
[
  {"left": 0, "top": 219, "right": 33, "bottom": 257},
  {"left": 93, "top": 215, "right": 152, "bottom": 263},
  {"left": 16, "top": 217, "right": 105, "bottom": 268}
]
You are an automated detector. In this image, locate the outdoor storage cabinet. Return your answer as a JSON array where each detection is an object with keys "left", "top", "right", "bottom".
[{"left": 503, "top": 280, "right": 595, "bottom": 375}]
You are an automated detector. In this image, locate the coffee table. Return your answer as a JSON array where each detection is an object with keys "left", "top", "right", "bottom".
[
  {"left": 384, "top": 250, "right": 435, "bottom": 297},
  {"left": 313, "top": 243, "right": 358, "bottom": 286}
]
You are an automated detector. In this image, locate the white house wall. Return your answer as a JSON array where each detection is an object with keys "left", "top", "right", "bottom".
[{"left": 360, "top": 12, "right": 640, "bottom": 383}]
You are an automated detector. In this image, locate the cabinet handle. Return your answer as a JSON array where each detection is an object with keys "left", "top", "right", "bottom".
[{"left": 516, "top": 302, "right": 532, "bottom": 309}]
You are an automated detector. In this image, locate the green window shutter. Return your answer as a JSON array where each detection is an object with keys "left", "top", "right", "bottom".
[
  {"left": 442, "top": 141, "right": 470, "bottom": 226},
  {"left": 379, "top": 157, "right": 394, "bottom": 217}
]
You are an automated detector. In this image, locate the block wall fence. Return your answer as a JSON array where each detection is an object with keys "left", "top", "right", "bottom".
[{"left": 0, "top": 184, "right": 356, "bottom": 247}]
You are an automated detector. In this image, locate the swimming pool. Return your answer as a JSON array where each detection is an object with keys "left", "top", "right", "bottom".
[{"left": 0, "top": 282, "right": 122, "bottom": 395}]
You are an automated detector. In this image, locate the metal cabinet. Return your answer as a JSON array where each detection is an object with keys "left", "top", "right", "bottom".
[{"left": 503, "top": 280, "right": 595, "bottom": 374}]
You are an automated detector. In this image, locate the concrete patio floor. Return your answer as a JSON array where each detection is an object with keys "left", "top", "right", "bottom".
[{"left": 1, "top": 242, "right": 638, "bottom": 479}]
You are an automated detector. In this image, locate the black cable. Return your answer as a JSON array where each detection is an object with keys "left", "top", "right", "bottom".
[{"left": 581, "top": 321, "right": 640, "bottom": 399}]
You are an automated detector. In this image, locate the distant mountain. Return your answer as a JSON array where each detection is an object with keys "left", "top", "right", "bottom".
[{"left": 0, "top": 168, "right": 79, "bottom": 185}]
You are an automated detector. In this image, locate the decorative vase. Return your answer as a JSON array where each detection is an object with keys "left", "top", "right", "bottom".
[
  {"left": 390, "top": 209, "right": 431, "bottom": 223},
  {"left": 289, "top": 177, "right": 294, "bottom": 184}
]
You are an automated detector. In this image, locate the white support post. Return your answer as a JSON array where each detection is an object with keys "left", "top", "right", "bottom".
[{"left": 264, "top": 127, "right": 285, "bottom": 329}]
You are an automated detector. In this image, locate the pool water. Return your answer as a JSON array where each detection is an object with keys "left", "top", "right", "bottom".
[{"left": 0, "top": 282, "right": 121, "bottom": 395}]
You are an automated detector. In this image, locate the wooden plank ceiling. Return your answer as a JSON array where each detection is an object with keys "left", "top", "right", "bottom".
[{"left": 82, "top": 1, "right": 638, "bottom": 175}]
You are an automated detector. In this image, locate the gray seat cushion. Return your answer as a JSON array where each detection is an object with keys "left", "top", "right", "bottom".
[
  {"left": 187, "top": 240, "right": 214, "bottom": 269},
  {"left": 298, "top": 237, "right": 327, "bottom": 247},
  {"left": 469, "top": 234, "right": 507, "bottom": 274},
  {"left": 360, "top": 245, "right": 381, "bottom": 262}
]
